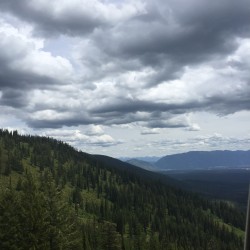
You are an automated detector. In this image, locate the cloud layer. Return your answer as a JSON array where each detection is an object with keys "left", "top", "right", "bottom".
[{"left": 0, "top": 0, "right": 250, "bottom": 155}]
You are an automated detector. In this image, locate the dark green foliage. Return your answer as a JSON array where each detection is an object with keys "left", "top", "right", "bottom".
[
  {"left": 0, "top": 170, "right": 81, "bottom": 249},
  {"left": 100, "top": 221, "right": 122, "bottom": 250},
  {"left": 18, "top": 172, "right": 49, "bottom": 249},
  {"left": 39, "top": 170, "right": 81, "bottom": 249},
  {"left": 0, "top": 129, "right": 245, "bottom": 249},
  {"left": 7, "top": 151, "right": 24, "bottom": 174},
  {"left": 0, "top": 189, "right": 22, "bottom": 250}
]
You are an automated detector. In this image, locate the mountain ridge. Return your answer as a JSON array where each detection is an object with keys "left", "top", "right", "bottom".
[
  {"left": 126, "top": 158, "right": 156, "bottom": 171},
  {"left": 156, "top": 150, "right": 250, "bottom": 170}
]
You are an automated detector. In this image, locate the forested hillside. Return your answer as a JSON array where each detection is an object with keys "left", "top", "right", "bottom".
[{"left": 0, "top": 129, "right": 245, "bottom": 250}]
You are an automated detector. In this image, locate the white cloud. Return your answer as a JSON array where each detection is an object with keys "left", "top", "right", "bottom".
[
  {"left": 86, "top": 125, "right": 105, "bottom": 135},
  {"left": 42, "top": 128, "right": 122, "bottom": 148},
  {"left": 152, "top": 133, "right": 250, "bottom": 154},
  {"left": 11, "top": 50, "right": 73, "bottom": 81},
  {"left": 186, "top": 123, "right": 201, "bottom": 131}
]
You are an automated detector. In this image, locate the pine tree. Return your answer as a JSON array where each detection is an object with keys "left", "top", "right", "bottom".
[
  {"left": 0, "top": 188, "right": 21, "bottom": 250},
  {"left": 40, "top": 170, "right": 82, "bottom": 249},
  {"left": 101, "top": 221, "right": 122, "bottom": 250},
  {"left": 18, "top": 172, "right": 49, "bottom": 249}
]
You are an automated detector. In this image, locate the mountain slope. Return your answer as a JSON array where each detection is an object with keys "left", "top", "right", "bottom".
[
  {"left": 94, "top": 154, "right": 187, "bottom": 189},
  {"left": 0, "top": 129, "right": 245, "bottom": 250},
  {"left": 126, "top": 158, "right": 156, "bottom": 170},
  {"left": 156, "top": 150, "right": 250, "bottom": 169}
]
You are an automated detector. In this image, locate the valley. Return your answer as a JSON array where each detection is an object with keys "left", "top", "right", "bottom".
[{"left": 163, "top": 168, "right": 250, "bottom": 209}]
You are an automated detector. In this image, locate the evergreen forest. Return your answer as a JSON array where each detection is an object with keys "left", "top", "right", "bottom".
[{"left": 0, "top": 129, "right": 246, "bottom": 249}]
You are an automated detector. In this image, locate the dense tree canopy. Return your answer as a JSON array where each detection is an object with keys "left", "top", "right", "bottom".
[{"left": 0, "top": 129, "right": 245, "bottom": 249}]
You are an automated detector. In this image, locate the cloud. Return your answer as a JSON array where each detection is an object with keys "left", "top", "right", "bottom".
[
  {"left": 141, "top": 128, "right": 160, "bottom": 135},
  {"left": 0, "top": 89, "right": 28, "bottom": 108},
  {"left": 0, "top": 0, "right": 144, "bottom": 37},
  {"left": 186, "top": 123, "right": 201, "bottom": 132},
  {"left": 42, "top": 128, "right": 123, "bottom": 148},
  {"left": 86, "top": 125, "right": 105, "bottom": 135},
  {"left": 0, "top": 0, "right": 249, "bottom": 135},
  {"left": 0, "top": 18, "right": 74, "bottom": 109},
  {"left": 151, "top": 133, "right": 250, "bottom": 152},
  {"left": 74, "top": 0, "right": 250, "bottom": 86},
  {"left": 26, "top": 110, "right": 97, "bottom": 129},
  {"left": 145, "top": 115, "right": 191, "bottom": 129},
  {"left": 0, "top": 19, "right": 73, "bottom": 87},
  {"left": 86, "top": 134, "right": 123, "bottom": 147}
]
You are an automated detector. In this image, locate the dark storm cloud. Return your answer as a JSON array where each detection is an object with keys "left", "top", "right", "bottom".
[
  {"left": 0, "top": 67, "right": 59, "bottom": 90},
  {"left": 25, "top": 98, "right": 192, "bottom": 129},
  {"left": 0, "top": 59, "right": 69, "bottom": 109},
  {"left": 88, "top": 0, "right": 250, "bottom": 86},
  {"left": 87, "top": 81, "right": 250, "bottom": 128},
  {"left": 91, "top": 97, "right": 209, "bottom": 117},
  {"left": 25, "top": 81, "right": 250, "bottom": 128},
  {"left": 206, "top": 92, "right": 250, "bottom": 115},
  {"left": 146, "top": 120, "right": 187, "bottom": 129},
  {"left": 26, "top": 114, "right": 102, "bottom": 129},
  {"left": 171, "top": 0, "right": 250, "bottom": 35},
  {"left": 91, "top": 99, "right": 184, "bottom": 114},
  {"left": 89, "top": 100, "right": 190, "bottom": 129},
  {"left": 0, "top": 89, "right": 29, "bottom": 108},
  {"left": 0, "top": 0, "right": 107, "bottom": 37}
]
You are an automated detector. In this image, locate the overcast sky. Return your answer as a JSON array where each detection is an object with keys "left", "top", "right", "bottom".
[{"left": 0, "top": 0, "right": 250, "bottom": 158}]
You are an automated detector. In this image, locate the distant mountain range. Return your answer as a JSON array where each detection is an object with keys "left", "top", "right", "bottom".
[
  {"left": 126, "top": 159, "right": 156, "bottom": 171},
  {"left": 120, "top": 156, "right": 160, "bottom": 163},
  {"left": 126, "top": 150, "right": 250, "bottom": 170},
  {"left": 94, "top": 154, "right": 186, "bottom": 189}
]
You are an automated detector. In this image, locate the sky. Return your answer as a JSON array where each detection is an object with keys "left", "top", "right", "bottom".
[{"left": 0, "top": 0, "right": 250, "bottom": 158}]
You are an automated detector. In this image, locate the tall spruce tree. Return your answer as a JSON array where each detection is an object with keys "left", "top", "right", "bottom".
[
  {"left": 18, "top": 172, "right": 50, "bottom": 249},
  {"left": 40, "top": 170, "right": 82, "bottom": 250},
  {"left": 0, "top": 171, "right": 82, "bottom": 250},
  {"left": 100, "top": 221, "right": 122, "bottom": 250},
  {"left": 0, "top": 188, "right": 21, "bottom": 250}
]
